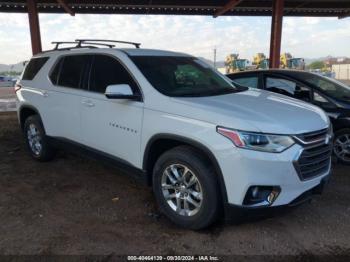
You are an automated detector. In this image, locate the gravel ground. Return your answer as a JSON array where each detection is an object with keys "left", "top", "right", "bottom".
[{"left": 0, "top": 112, "right": 349, "bottom": 259}]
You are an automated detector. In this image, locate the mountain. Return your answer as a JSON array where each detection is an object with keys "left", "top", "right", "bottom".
[{"left": 0, "top": 62, "right": 25, "bottom": 73}]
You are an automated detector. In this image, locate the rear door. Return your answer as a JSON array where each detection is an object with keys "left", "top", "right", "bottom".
[
  {"left": 80, "top": 54, "right": 144, "bottom": 167},
  {"left": 44, "top": 54, "right": 92, "bottom": 143}
]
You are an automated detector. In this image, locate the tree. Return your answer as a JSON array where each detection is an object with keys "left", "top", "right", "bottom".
[
  {"left": 308, "top": 61, "right": 325, "bottom": 70},
  {"left": 0, "top": 71, "right": 21, "bottom": 76}
]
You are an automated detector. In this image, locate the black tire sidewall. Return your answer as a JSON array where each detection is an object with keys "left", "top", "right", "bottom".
[{"left": 153, "top": 146, "right": 220, "bottom": 229}]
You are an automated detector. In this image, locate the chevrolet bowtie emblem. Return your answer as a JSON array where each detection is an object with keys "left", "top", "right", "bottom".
[{"left": 325, "top": 135, "right": 330, "bottom": 145}]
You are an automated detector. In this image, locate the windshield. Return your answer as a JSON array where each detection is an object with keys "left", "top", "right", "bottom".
[
  {"left": 303, "top": 74, "right": 350, "bottom": 102},
  {"left": 130, "top": 56, "right": 238, "bottom": 97}
]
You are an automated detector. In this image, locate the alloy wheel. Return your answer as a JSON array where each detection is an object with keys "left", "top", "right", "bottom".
[
  {"left": 27, "top": 123, "right": 42, "bottom": 156},
  {"left": 334, "top": 134, "right": 350, "bottom": 163},
  {"left": 161, "top": 164, "right": 203, "bottom": 217}
]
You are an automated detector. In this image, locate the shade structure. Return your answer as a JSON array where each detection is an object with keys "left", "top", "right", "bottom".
[{"left": 1, "top": 0, "right": 349, "bottom": 66}]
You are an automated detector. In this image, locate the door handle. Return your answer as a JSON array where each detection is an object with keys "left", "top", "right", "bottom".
[
  {"left": 40, "top": 90, "right": 49, "bottom": 97},
  {"left": 82, "top": 100, "right": 95, "bottom": 107}
]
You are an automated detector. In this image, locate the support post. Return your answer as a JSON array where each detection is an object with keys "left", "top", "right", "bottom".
[
  {"left": 27, "top": 0, "right": 42, "bottom": 54},
  {"left": 269, "top": 0, "right": 284, "bottom": 68},
  {"left": 213, "top": 0, "right": 243, "bottom": 18}
]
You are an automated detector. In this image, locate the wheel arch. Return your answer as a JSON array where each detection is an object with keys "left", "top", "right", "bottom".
[
  {"left": 333, "top": 118, "right": 350, "bottom": 131},
  {"left": 143, "top": 133, "right": 228, "bottom": 204},
  {"left": 18, "top": 105, "right": 43, "bottom": 130}
]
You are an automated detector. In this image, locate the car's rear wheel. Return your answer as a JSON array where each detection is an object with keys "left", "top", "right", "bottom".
[
  {"left": 24, "top": 115, "right": 55, "bottom": 161},
  {"left": 334, "top": 128, "right": 350, "bottom": 165},
  {"left": 152, "top": 146, "right": 220, "bottom": 229}
]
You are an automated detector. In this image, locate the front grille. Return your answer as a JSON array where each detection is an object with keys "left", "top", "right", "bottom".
[
  {"left": 294, "top": 128, "right": 328, "bottom": 144},
  {"left": 293, "top": 129, "right": 332, "bottom": 181}
]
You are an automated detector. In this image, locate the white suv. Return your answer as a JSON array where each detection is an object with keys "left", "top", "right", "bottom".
[{"left": 16, "top": 40, "right": 332, "bottom": 229}]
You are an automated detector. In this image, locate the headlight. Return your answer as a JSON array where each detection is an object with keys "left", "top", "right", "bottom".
[{"left": 217, "top": 127, "right": 295, "bottom": 153}]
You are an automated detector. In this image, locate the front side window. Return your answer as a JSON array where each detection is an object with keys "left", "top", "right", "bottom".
[
  {"left": 57, "top": 55, "right": 91, "bottom": 89},
  {"left": 22, "top": 57, "right": 49, "bottom": 80},
  {"left": 303, "top": 75, "right": 350, "bottom": 102},
  {"left": 265, "top": 76, "right": 311, "bottom": 101},
  {"left": 232, "top": 76, "right": 258, "bottom": 88},
  {"left": 130, "top": 56, "right": 238, "bottom": 97},
  {"left": 313, "top": 91, "right": 335, "bottom": 108},
  {"left": 89, "top": 55, "right": 138, "bottom": 93}
]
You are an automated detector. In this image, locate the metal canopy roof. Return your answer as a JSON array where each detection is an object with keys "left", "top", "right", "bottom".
[{"left": 0, "top": 0, "right": 349, "bottom": 18}]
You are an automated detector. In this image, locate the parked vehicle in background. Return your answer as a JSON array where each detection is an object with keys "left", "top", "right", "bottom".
[
  {"left": 280, "top": 53, "right": 305, "bottom": 70},
  {"left": 16, "top": 40, "right": 332, "bottom": 229},
  {"left": 225, "top": 54, "right": 250, "bottom": 73},
  {"left": 253, "top": 53, "right": 269, "bottom": 69},
  {"left": 227, "top": 69, "right": 350, "bottom": 165},
  {"left": 0, "top": 76, "right": 15, "bottom": 87}
]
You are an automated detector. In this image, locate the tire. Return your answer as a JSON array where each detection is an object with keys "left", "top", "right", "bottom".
[
  {"left": 23, "top": 115, "right": 56, "bottom": 162},
  {"left": 152, "top": 146, "right": 220, "bottom": 230},
  {"left": 333, "top": 128, "right": 350, "bottom": 165}
]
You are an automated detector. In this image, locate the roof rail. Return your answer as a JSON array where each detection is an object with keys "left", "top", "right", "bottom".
[
  {"left": 46, "top": 39, "right": 141, "bottom": 53},
  {"left": 75, "top": 39, "right": 141, "bottom": 48}
]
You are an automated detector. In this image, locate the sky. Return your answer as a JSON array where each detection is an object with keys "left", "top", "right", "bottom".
[{"left": 0, "top": 13, "right": 349, "bottom": 64}]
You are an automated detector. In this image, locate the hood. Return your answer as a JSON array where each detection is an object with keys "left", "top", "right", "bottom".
[{"left": 170, "top": 89, "right": 329, "bottom": 135}]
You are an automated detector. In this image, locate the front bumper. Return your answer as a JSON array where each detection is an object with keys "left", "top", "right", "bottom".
[
  {"left": 215, "top": 142, "right": 331, "bottom": 206},
  {"left": 224, "top": 174, "right": 330, "bottom": 221}
]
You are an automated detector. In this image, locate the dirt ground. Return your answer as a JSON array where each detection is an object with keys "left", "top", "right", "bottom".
[
  {"left": 0, "top": 112, "right": 349, "bottom": 258},
  {"left": 0, "top": 87, "right": 16, "bottom": 112}
]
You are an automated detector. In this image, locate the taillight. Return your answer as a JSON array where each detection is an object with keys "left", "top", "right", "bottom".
[{"left": 14, "top": 83, "right": 22, "bottom": 93}]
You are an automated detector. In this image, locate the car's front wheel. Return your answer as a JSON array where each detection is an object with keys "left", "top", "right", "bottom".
[
  {"left": 152, "top": 146, "right": 220, "bottom": 230},
  {"left": 24, "top": 115, "right": 56, "bottom": 161}
]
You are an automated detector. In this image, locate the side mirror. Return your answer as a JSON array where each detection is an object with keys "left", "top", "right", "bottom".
[{"left": 105, "top": 84, "right": 140, "bottom": 100}]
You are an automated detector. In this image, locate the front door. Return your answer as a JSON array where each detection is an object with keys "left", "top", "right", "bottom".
[{"left": 80, "top": 54, "right": 144, "bottom": 167}]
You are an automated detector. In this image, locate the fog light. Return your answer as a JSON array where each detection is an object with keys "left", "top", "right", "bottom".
[
  {"left": 251, "top": 186, "right": 259, "bottom": 198},
  {"left": 243, "top": 186, "right": 281, "bottom": 207}
]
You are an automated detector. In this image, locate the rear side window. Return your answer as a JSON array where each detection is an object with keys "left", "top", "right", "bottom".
[
  {"left": 22, "top": 57, "right": 49, "bottom": 80},
  {"left": 89, "top": 55, "right": 138, "bottom": 93},
  {"left": 232, "top": 76, "right": 258, "bottom": 88},
  {"left": 56, "top": 55, "right": 91, "bottom": 89}
]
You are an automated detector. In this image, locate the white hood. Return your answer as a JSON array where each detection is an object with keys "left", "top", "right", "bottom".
[{"left": 169, "top": 89, "right": 329, "bottom": 135}]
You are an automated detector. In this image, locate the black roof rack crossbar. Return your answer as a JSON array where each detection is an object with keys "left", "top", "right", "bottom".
[
  {"left": 47, "top": 39, "right": 141, "bottom": 53},
  {"left": 50, "top": 41, "right": 114, "bottom": 51},
  {"left": 75, "top": 39, "right": 141, "bottom": 48},
  {"left": 78, "top": 42, "right": 115, "bottom": 48},
  {"left": 51, "top": 41, "right": 79, "bottom": 50}
]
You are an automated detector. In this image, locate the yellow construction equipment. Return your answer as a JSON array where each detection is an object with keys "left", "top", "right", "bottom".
[
  {"left": 225, "top": 54, "right": 248, "bottom": 73},
  {"left": 280, "top": 53, "right": 305, "bottom": 70},
  {"left": 253, "top": 53, "right": 269, "bottom": 69}
]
